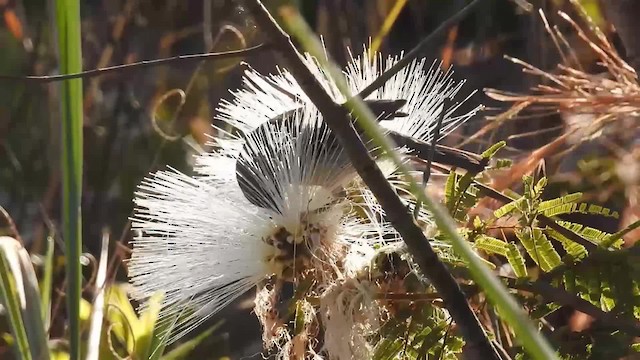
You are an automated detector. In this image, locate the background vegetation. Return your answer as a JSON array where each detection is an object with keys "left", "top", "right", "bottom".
[{"left": 0, "top": 0, "right": 639, "bottom": 359}]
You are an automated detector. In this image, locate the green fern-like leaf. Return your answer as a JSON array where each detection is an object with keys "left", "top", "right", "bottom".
[
  {"left": 494, "top": 197, "right": 525, "bottom": 218},
  {"left": 506, "top": 242, "right": 528, "bottom": 278},
  {"left": 538, "top": 193, "right": 583, "bottom": 212},
  {"left": 481, "top": 141, "right": 506, "bottom": 159},
  {"left": 575, "top": 267, "right": 603, "bottom": 306},
  {"left": 515, "top": 227, "right": 562, "bottom": 272},
  {"left": 554, "top": 221, "right": 611, "bottom": 246},
  {"left": 533, "top": 177, "right": 548, "bottom": 200},
  {"left": 373, "top": 337, "right": 404, "bottom": 360},
  {"left": 546, "top": 228, "right": 588, "bottom": 261},
  {"left": 474, "top": 235, "right": 509, "bottom": 256},
  {"left": 599, "top": 274, "right": 616, "bottom": 312},
  {"left": 543, "top": 202, "right": 619, "bottom": 218},
  {"left": 493, "top": 158, "right": 513, "bottom": 169}
]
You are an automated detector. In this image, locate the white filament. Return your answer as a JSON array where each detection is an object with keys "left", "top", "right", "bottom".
[
  {"left": 216, "top": 47, "right": 479, "bottom": 145},
  {"left": 129, "top": 102, "right": 396, "bottom": 344}
]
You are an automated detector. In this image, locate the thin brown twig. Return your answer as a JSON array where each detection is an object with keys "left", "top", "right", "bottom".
[
  {"left": 0, "top": 44, "right": 268, "bottom": 83},
  {"left": 243, "top": 1, "right": 500, "bottom": 359}
]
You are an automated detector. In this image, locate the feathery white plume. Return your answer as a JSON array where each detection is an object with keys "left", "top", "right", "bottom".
[
  {"left": 129, "top": 44, "right": 477, "bottom": 350},
  {"left": 129, "top": 102, "right": 396, "bottom": 344},
  {"left": 217, "top": 46, "right": 478, "bottom": 146}
]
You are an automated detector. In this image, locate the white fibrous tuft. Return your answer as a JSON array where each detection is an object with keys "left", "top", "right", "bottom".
[
  {"left": 129, "top": 169, "right": 273, "bottom": 342},
  {"left": 320, "top": 279, "right": 382, "bottom": 360},
  {"left": 129, "top": 102, "right": 397, "bottom": 345},
  {"left": 216, "top": 46, "right": 479, "bottom": 146},
  {"left": 343, "top": 48, "right": 479, "bottom": 142},
  {"left": 129, "top": 43, "right": 468, "bottom": 353}
]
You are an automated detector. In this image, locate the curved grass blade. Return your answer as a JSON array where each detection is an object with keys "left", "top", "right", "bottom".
[
  {"left": 0, "top": 236, "right": 50, "bottom": 360},
  {"left": 0, "top": 238, "right": 32, "bottom": 360}
]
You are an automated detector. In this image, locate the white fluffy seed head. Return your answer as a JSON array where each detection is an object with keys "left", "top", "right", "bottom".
[
  {"left": 216, "top": 46, "right": 479, "bottom": 146},
  {"left": 129, "top": 169, "right": 274, "bottom": 342},
  {"left": 129, "top": 102, "right": 396, "bottom": 344},
  {"left": 129, "top": 43, "right": 476, "bottom": 347}
]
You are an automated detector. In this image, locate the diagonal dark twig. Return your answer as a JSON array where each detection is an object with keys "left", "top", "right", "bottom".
[
  {"left": 0, "top": 44, "right": 268, "bottom": 82},
  {"left": 413, "top": 98, "right": 449, "bottom": 219},
  {"left": 243, "top": 1, "right": 500, "bottom": 359}
]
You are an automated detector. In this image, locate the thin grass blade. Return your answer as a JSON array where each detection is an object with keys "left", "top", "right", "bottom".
[{"left": 52, "top": 0, "right": 84, "bottom": 358}]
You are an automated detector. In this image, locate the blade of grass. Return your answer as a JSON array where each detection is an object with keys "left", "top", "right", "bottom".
[
  {"left": 159, "top": 321, "right": 224, "bottom": 360},
  {"left": 0, "top": 237, "right": 32, "bottom": 360},
  {"left": 0, "top": 237, "right": 49, "bottom": 359},
  {"left": 15, "top": 243, "right": 50, "bottom": 360},
  {"left": 86, "top": 230, "right": 109, "bottom": 360},
  {"left": 40, "top": 234, "right": 54, "bottom": 330},
  {"left": 53, "top": 0, "right": 84, "bottom": 358},
  {"left": 369, "top": 0, "right": 408, "bottom": 56},
  {"left": 262, "top": 4, "right": 558, "bottom": 359}
]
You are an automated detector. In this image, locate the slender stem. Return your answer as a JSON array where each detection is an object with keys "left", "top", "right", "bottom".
[
  {"left": 0, "top": 204, "right": 22, "bottom": 243},
  {"left": 0, "top": 44, "right": 267, "bottom": 82},
  {"left": 413, "top": 98, "right": 448, "bottom": 219}
]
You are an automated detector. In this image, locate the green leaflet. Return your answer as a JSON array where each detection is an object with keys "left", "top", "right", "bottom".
[
  {"left": 554, "top": 221, "right": 611, "bottom": 246},
  {"left": 494, "top": 197, "right": 526, "bottom": 218},
  {"left": 493, "top": 158, "right": 513, "bottom": 169},
  {"left": 599, "top": 272, "right": 616, "bottom": 312},
  {"left": 546, "top": 228, "right": 588, "bottom": 261},
  {"left": 373, "top": 337, "right": 405, "bottom": 360},
  {"left": 538, "top": 192, "right": 583, "bottom": 212},
  {"left": 444, "top": 170, "right": 481, "bottom": 221},
  {"left": 533, "top": 177, "right": 547, "bottom": 199},
  {"left": 444, "top": 171, "right": 457, "bottom": 211},
  {"left": 294, "top": 300, "right": 306, "bottom": 335},
  {"left": 515, "top": 228, "right": 562, "bottom": 272},
  {"left": 563, "top": 270, "right": 577, "bottom": 294},
  {"left": 481, "top": 141, "right": 506, "bottom": 159},
  {"left": 372, "top": 302, "right": 461, "bottom": 360},
  {"left": 543, "top": 202, "right": 619, "bottom": 218},
  {"left": 474, "top": 235, "right": 509, "bottom": 256},
  {"left": 506, "top": 243, "right": 528, "bottom": 278}
]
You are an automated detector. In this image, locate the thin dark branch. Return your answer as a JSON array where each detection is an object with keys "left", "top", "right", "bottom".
[
  {"left": 356, "top": 0, "right": 483, "bottom": 99},
  {"left": 413, "top": 98, "right": 449, "bottom": 219},
  {"left": 243, "top": 1, "right": 500, "bottom": 359},
  {"left": 0, "top": 44, "right": 268, "bottom": 82},
  {"left": 505, "top": 277, "right": 640, "bottom": 336}
]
